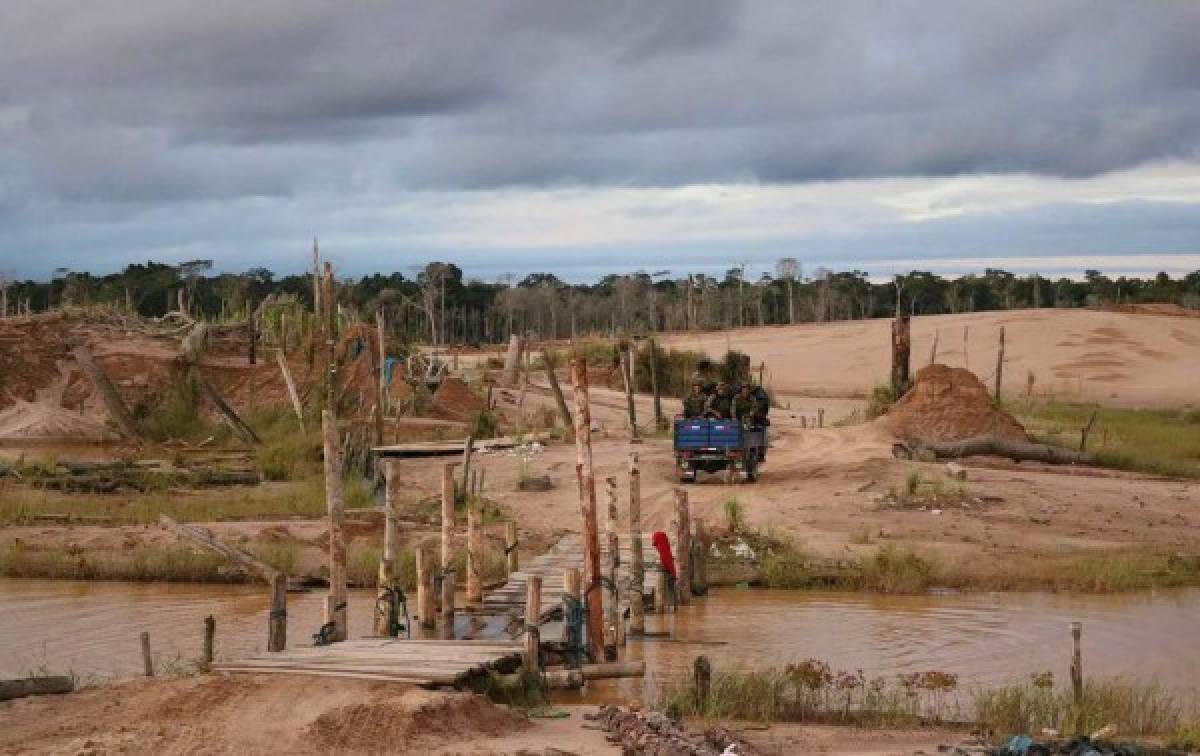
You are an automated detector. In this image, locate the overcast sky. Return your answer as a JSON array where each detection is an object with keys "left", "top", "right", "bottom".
[{"left": 2, "top": 1, "right": 1199, "bottom": 282}]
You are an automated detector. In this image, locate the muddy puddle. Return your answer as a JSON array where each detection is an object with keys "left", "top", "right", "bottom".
[{"left": 1, "top": 580, "right": 1197, "bottom": 699}]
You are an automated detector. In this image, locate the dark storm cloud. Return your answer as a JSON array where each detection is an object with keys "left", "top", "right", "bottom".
[{"left": 3, "top": 0, "right": 1199, "bottom": 202}]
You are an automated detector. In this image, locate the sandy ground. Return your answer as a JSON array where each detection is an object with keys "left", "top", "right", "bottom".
[
  {"left": 0, "top": 673, "right": 976, "bottom": 755},
  {"left": 661, "top": 309, "right": 1200, "bottom": 408},
  {"left": 6, "top": 380, "right": 1197, "bottom": 580}
]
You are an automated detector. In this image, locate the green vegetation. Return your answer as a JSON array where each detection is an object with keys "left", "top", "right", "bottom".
[
  {"left": 0, "top": 478, "right": 330, "bottom": 526},
  {"left": 1014, "top": 401, "right": 1200, "bottom": 478},
  {"left": 660, "top": 659, "right": 1199, "bottom": 745},
  {"left": 866, "top": 382, "right": 900, "bottom": 419},
  {"left": 754, "top": 535, "right": 1200, "bottom": 593},
  {"left": 722, "top": 497, "right": 744, "bottom": 534},
  {"left": 973, "top": 673, "right": 1198, "bottom": 740},
  {"left": 0, "top": 541, "right": 244, "bottom": 583},
  {"left": 661, "top": 658, "right": 961, "bottom": 726},
  {"left": 132, "top": 370, "right": 217, "bottom": 442}
]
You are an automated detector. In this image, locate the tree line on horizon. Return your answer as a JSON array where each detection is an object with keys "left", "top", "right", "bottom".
[{"left": 1, "top": 259, "right": 1198, "bottom": 345}]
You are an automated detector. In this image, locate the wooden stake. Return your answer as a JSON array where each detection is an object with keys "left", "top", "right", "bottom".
[
  {"left": 963, "top": 326, "right": 970, "bottom": 371},
  {"left": 994, "top": 326, "right": 1006, "bottom": 402},
  {"left": 569, "top": 356, "right": 605, "bottom": 662},
  {"left": 202, "top": 615, "right": 215, "bottom": 667},
  {"left": 72, "top": 345, "right": 140, "bottom": 440},
  {"left": 321, "top": 410, "right": 348, "bottom": 643},
  {"left": 674, "top": 489, "right": 692, "bottom": 606},
  {"left": 655, "top": 566, "right": 669, "bottom": 614},
  {"left": 1079, "top": 410, "right": 1099, "bottom": 452},
  {"left": 694, "top": 655, "right": 712, "bottom": 708},
  {"left": 524, "top": 575, "right": 542, "bottom": 674},
  {"left": 648, "top": 339, "right": 664, "bottom": 430},
  {"left": 502, "top": 334, "right": 521, "bottom": 386},
  {"left": 1070, "top": 621, "right": 1083, "bottom": 706},
  {"left": 620, "top": 344, "right": 639, "bottom": 440},
  {"left": 543, "top": 350, "right": 574, "bottom": 439},
  {"left": 466, "top": 494, "right": 482, "bottom": 606},
  {"left": 375, "top": 309, "right": 386, "bottom": 446},
  {"left": 929, "top": 329, "right": 940, "bottom": 365},
  {"left": 268, "top": 573, "right": 287, "bottom": 652},
  {"left": 603, "top": 476, "right": 620, "bottom": 657},
  {"left": 440, "top": 462, "right": 456, "bottom": 625},
  {"left": 628, "top": 453, "right": 645, "bottom": 636},
  {"left": 140, "top": 632, "right": 154, "bottom": 677},
  {"left": 818, "top": 408, "right": 825, "bottom": 428},
  {"left": 460, "top": 436, "right": 475, "bottom": 499},
  {"left": 416, "top": 544, "right": 436, "bottom": 630},
  {"left": 505, "top": 521, "right": 519, "bottom": 576},
  {"left": 890, "top": 313, "right": 912, "bottom": 397},
  {"left": 692, "top": 518, "right": 708, "bottom": 597},
  {"left": 276, "top": 350, "right": 306, "bottom": 432}
]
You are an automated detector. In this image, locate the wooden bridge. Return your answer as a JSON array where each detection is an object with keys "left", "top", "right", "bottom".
[{"left": 215, "top": 532, "right": 665, "bottom": 687}]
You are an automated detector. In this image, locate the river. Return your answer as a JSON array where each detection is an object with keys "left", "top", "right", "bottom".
[{"left": 2, "top": 579, "right": 1197, "bottom": 700}]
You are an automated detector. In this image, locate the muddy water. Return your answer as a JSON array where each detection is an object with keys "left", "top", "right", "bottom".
[
  {"left": 1, "top": 580, "right": 1197, "bottom": 698},
  {"left": 566, "top": 587, "right": 1200, "bottom": 705},
  {"left": 0, "top": 580, "right": 507, "bottom": 681}
]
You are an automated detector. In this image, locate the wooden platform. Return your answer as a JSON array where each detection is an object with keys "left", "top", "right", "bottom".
[
  {"left": 481, "top": 533, "right": 663, "bottom": 621},
  {"left": 213, "top": 638, "right": 522, "bottom": 687}
]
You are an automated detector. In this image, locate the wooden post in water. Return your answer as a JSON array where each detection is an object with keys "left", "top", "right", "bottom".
[
  {"left": 375, "top": 460, "right": 400, "bottom": 635},
  {"left": 466, "top": 493, "right": 483, "bottom": 606},
  {"left": 818, "top": 408, "right": 825, "bottom": 428},
  {"left": 994, "top": 326, "right": 1006, "bottom": 403},
  {"left": 202, "top": 615, "right": 215, "bottom": 668},
  {"left": 655, "top": 568, "right": 669, "bottom": 614},
  {"left": 1070, "top": 621, "right": 1084, "bottom": 706},
  {"left": 268, "top": 573, "right": 287, "bottom": 652},
  {"left": 692, "top": 518, "right": 709, "bottom": 597},
  {"left": 505, "top": 521, "right": 520, "bottom": 576},
  {"left": 524, "top": 575, "right": 542, "bottom": 674},
  {"left": 603, "top": 476, "right": 620, "bottom": 657},
  {"left": 440, "top": 462, "right": 456, "bottom": 626},
  {"left": 140, "top": 632, "right": 154, "bottom": 677},
  {"left": 416, "top": 544, "right": 436, "bottom": 630},
  {"left": 628, "top": 453, "right": 645, "bottom": 636},
  {"left": 570, "top": 356, "right": 605, "bottom": 662},
  {"left": 321, "top": 410, "right": 348, "bottom": 642},
  {"left": 694, "top": 655, "right": 712, "bottom": 709},
  {"left": 563, "top": 567, "right": 582, "bottom": 664},
  {"left": 674, "top": 489, "right": 692, "bottom": 606}
]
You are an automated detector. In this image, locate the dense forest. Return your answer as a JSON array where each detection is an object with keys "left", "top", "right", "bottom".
[{"left": 2, "top": 257, "right": 1198, "bottom": 345}]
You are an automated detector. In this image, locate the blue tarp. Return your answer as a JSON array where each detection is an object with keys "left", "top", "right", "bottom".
[{"left": 383, "top": 357, "right": 401, "bottom": 385}]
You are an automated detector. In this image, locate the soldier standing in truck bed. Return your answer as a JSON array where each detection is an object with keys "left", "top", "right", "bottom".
[
  {"left": 705, "top": 382, "right": 733, "bottom": 419},
  {"left": 681, "top": 382, "right": 707, "bottom": 418},
  {"left": 733, "top": 384, "right": 758, "bottom": 425}
]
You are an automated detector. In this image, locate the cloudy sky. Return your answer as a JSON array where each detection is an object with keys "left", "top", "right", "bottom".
[{"left": 2, "top": 1, "right": 1199, "bottom": 282}]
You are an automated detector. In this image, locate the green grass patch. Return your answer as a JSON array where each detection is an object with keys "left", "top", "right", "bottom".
[
  {"left": 1014, "top": 401, "right": 1200, "bottom": 478},
  {"left": 0, "top": 541, "right": 245, "bottom": 582}
]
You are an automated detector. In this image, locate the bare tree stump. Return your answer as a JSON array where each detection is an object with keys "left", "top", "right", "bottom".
[
  {"left": 570, "top": 357, "right": 605, "bottom": 662},
  {"left": 140, "top": 632, "right": 154, "bottom": 677},
  {"left": 628, "top": 453, "right": 645, "bottom": 635},
  {"left": 321, "top": 410, "right": 348, "bottom": 642},
  {"left": 268, "top": 573, "right": 287, "bottom": 652}
]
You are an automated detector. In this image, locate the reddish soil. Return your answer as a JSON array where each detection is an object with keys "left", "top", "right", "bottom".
[
  {"left": 431, "top": 376, "right": 483, "bottom": 420},
  {"left": 878, "top": 364, "right": 1029, "bottom": 444}
]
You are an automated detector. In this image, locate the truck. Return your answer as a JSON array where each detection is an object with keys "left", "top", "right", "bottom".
[{"left": 673, "top": 417, "right": 767, "bottom": 483}]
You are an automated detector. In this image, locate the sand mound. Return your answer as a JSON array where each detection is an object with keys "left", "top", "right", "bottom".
[
  {"left": 432, "top": 376, "right": 484, "bottom": 420},
  {"left": 309, "top": 690, "right": 528, "bottom": 750},
  {"left": 878, "top": 364, "right": 1028, "bottom": 444},
  {"left": 0, "top": 400, "right": 119, "bottom": 442}
]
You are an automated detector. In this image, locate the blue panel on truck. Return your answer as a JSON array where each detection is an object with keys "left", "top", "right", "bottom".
[
  {"left": 674, "top": 420, "right": 710, "bottom": 449},
  {"left": 708, "top": 422, "right": 742, "bottom": 446}
]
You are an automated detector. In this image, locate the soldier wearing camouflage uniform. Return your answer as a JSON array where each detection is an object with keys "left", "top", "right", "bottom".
[
  {"left": 681, "top": 382, "right": 707, "bottom": 418},
  {"left": 705, "top": 382, "right": 733, "bottom": 419}
]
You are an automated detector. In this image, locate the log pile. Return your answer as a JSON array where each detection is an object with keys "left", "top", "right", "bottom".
[{"left": 590, "top": 706, "right": 761, "bottom": 755}]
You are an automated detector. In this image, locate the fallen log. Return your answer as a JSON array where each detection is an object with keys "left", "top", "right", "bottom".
[
  {"left": 71, "top": 345, "right": 141, "bottom": 440},
  {"left": 157, "top": 514, "right": 279, "bottom": 582},
  {"left": 0, "top": 676, "right": 74, "bottom": 703},
  {"left": 591, "top": 705, "right": 722, "bottom": 755},
  {"left": 898, "top": 435, "right": 1094, "bottom": 466},
  {"left": 194, "top": 373, "right": 261, "bottom": 444}
]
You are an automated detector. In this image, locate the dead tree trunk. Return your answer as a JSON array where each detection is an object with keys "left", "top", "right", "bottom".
[
  {"left": 196, "top": 373, "right": 262, "bottom": 444},
  {"left": 543, "top": 350, "right": 574, "bottom": 438},
  {"left": 276, "top": 350, "right": 306, "bottom": 432},
  {"left": 375, "top": 309, "right": 386, "bottom": 446},
  {"left": 648, "top": 339, "right": 664, "bottom": 430},
  {"left": 994, "top": 326, "right": 1006, "bottom": 402},
  {"left": 903, "top": 435, "right": 1093, "bottom": 465},
  {"left": 570, "top": 356, "right": 605, "bottom": 662},
  {"left": 502, "top": 334, "right": 521, "bottom": 386},
  {"left": 603, "top": 476, "right": 620, "bottom": 658},
  {"left": 620, "top": 343, "right": 639, "bottom": 441},
  {"left": 890, "top": 313, "right": 911, "bottom": 398},
  {"left": 71, "top": 345, "right": 141, "bottom": 440},
  {"left": 321, "top": 410, "right": 348, "bottom": 642}
]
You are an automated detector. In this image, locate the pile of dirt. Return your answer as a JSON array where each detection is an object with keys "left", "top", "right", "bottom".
[
  {"left": 432, "top": 376, "right": 484, "bottom": 420},
  {"left": 308, "top": 690, "right": 529, "bottom": 750},
  {"left": 878, "top": 364, "right": 1029, "bottom": 444},
  {"left": 0, "top": 400, "right": 119, "bottom": 442}
]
